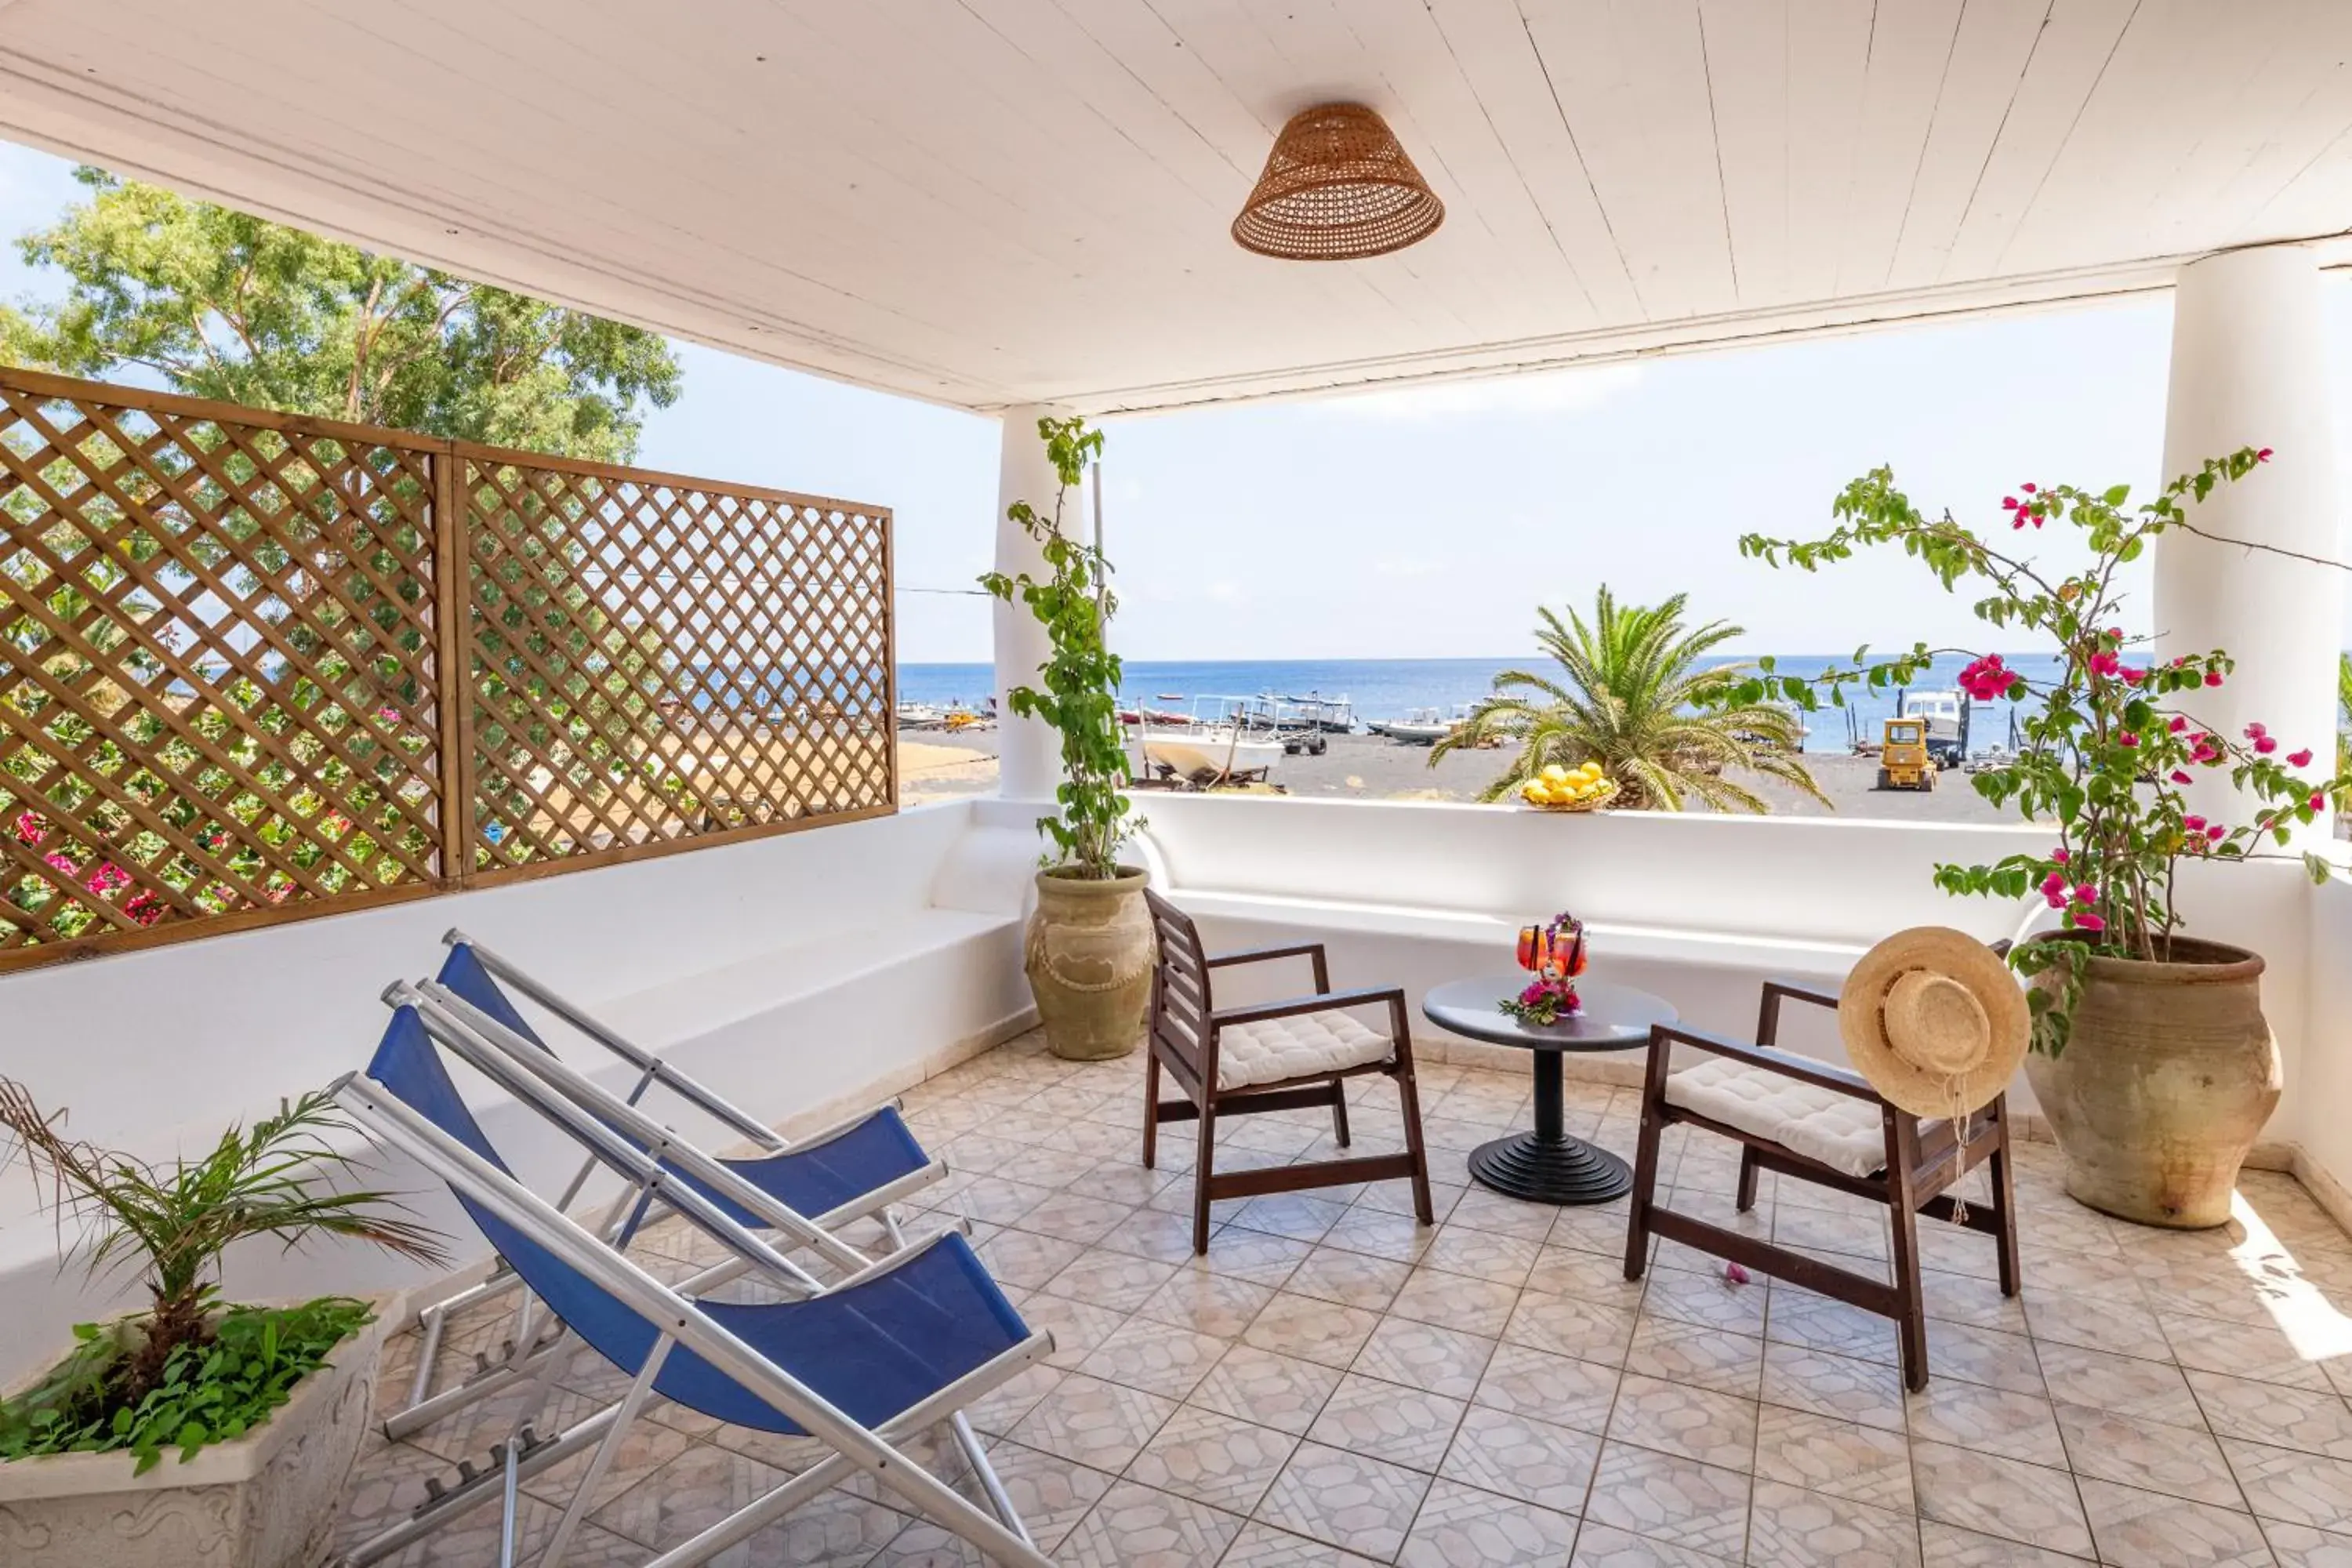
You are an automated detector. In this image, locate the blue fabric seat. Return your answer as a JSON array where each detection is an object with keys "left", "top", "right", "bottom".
[
  {"left": 433, "top": 942, "right": 932, "bottom": 1226},
  {"left": 368, "top": 1007, "right": 1028, "bottom": 1436}
]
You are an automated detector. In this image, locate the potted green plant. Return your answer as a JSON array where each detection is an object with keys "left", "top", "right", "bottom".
[
  {"left": 0, "top": 1079, "right": 443, "bottom": 1567},
  {"left": 1738, "top": 449, "right": 2350, "bottom": 1228},
  {"left": 979, "top": 415, "right": 1152, "bottom": 1060}
]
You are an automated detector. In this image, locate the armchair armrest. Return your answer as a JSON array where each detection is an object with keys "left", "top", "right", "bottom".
[
  {"left": 1205, "top": 942, "right": 1330, "bottom": 993},
  {"left": 1650, "top": 1022, "right": 1881, "bottom": 1102},
  {"left": 1757, "top": 978, "right": 1840, "bottom": 1051},
  {"left": 1213, "top": 985, "right": 1403, "bottom": 1029}
]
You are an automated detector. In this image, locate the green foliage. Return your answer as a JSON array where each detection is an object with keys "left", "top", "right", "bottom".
[
  {"left": 978, "top": 416, "right": 1134, "bottom": 879},
  {"left": 0, "top": 169, "right": 680, "bottom": 461},
  {"left": 1735, "top": 451, "right": 2352, "bottom": 1054},
  {"left": 0, "top": 1298, "right": 372, "bottom": 1474},
  {"left": 0, "top": 1080, "right": 443, "bottom": 1421},
  {"left": 1433, "top": 587, "right": 1828, "bottom": 812}
]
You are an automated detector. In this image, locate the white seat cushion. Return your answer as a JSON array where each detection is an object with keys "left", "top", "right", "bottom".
[
  {"left": 1665, "top": 1056, "right": 1887, "bottom": 1178},
  {"left": 1217, "top": 1008, "right": 1393, "bottom": 1091}
]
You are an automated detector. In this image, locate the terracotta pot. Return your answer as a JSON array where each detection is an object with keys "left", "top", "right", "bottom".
[
  {"left": 2022, "top": 935, "right": 2279, "bottom": 1229},
  {"left": 1027, "top": 866, "right": 1154, "bottom": 1061},
  {"left": 0, "top": 1304, "right": 390, "bottom": 1568}
]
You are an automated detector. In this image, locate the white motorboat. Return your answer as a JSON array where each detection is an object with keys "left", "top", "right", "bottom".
[
  {"left": 1381, "top": 706, "right": 1457, "bottom": 746},
  {"left": 1142, "top": 728, "right": 1285, "bottom": 779}
]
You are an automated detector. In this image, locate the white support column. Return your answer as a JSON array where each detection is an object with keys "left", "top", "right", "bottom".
[
  {"left": 993, "top": 405, "right": 1076, "bottom": 801},
  {"left": 2155, "top": 245, "right": 2343, "bottom": 842}
]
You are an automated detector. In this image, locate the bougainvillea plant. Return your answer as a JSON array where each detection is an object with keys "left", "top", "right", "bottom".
[
  {"left": 978, "top": 416, "right": 1136, "bottom": 880},
  {"left": 1733, "top": 448, "right": 2351, "bottom": 1054}
]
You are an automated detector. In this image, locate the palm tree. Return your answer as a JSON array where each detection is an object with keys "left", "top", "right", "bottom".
[{"left": 1434, "top": 588, "right": 1828, "bottom": 812}]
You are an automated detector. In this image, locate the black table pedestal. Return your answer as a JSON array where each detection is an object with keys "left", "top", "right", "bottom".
[{"left": 1466, "top": 1051, "right": 1631, "bottom": 1204}]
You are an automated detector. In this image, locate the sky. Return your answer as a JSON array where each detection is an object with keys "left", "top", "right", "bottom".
[{"left": 5, "top": 140, "right": 2349, "bottom": 666}]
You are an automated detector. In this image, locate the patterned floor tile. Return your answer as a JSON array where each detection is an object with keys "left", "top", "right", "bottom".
[
  {"left": 1078, "top": 1316, "right": 1230, "bottom": 1400},
  {"left": 1190, "top": 1344, "right": 1348, "bottom": 1436},
  {"left": 1245, "top": 1290, "right": 1385, "bottom": 1368},
  {"left": 1439, "top": 1403, "right": 1602, "bottom": 1511},
  {"left": 1641, "top": 1263, "right": 1769, "bottom": 1336},
  {"left": 1323, "top": 1204, "right": 1441, "bottom": 1264},
  {"left": 1005, "top": 1369, "right": 1178, "bottom": 1472},
  {"left": 1526, "top": 1243, "right": 1651, "bottom": 1309},
  {"left": 1221, "top": 1522, "right": 1388, "bottom": 1565},
  {"left": 1399, "top": 1479, "right": 1580, "bottom": 1566},
  {"left": 1569, "top": 1522, "right": 1740, "bottom": 1566},
  {"left": 1059, "top": 1479, "right": 1245, "bottom": 1567},
  {"left": 1391, "top": 1265, "right": 1523, "bottom": 1338},
  {"left": 1449, "top": 1189, "right": 1563, "bottom": 1243},
  {"left": 1926, "top": 1322, "right": 2046, "bottom": 1397},
  {"left": 1287, "top": 1245, "right": 1417, "bottom": 1312},
  {"left": 976, "top": 1226, "right": 1090, "bottom": 1289},
  {"left": 1583, "top": 1440, "right": 1753, "bottom": 1559},
  {"left": 1473, "top": 1341, "right": 1622, "bottom": 1434},
  {"left": 1766, "top": 1287, "right": 1903, "bottom": 1367},
  {"left": 2164, "top": 1313, "right": 2336, "bottom": 1392},
  {"left": 1916, "top": 1519, "right": 2093, "bottom": 1565},
  {"left": 1746, "top": 1478, "right": 1923, "bottom": 1566},
  {"left": 1138, "top": 1266, "right": 1278, "bottom": 1339},
  {"left": 1421, "top": 1225, "right": 1545, "bottom": 1287},
  {"left": 2054, "top": 1402, "right": 2243, "bottom": 1509},
  {"left": 2188, "top": 1368, "right": 2352, "bottom": 1460},
  {"left": 1192, "top": 1229, "right": 1317, "bottom": 1287},
  {"left": 1232, "top": 1193, "right": 1353, "bottom": 1244},
  {"left": 1307, "top": 1371, "right": 1470, "bottom": 1470},
  {"left": 1905, "top": 1380, "right": 2066, "bottom": 1468},
  {"left": 1125, "top": 1404, "right": 1298, "bottom": 1513},
  {"left": 1258, "top": 1440, "right": 1436, "bottom": 1560},
  {"left": 2260, "top": 1519, "right": 2352, "bottom": 1567},
  {"left": 1623, "top": 1317, "right": 1765, "bottom": 1399},
  {"left": 595, "top": 1442, "right": 908, "bottom": 1563},
  {"left": 2023, "top": 1287, "right": 2177, "bottom": 1363},
  {"left": 1754, "top": 1404, "right": 1915, "bottom": 1514},
  {"left": 1045, "top": 1247, "right": 1181, "bottom": 1314},
  {"left": 2074, "top": 1478, "right": 2273, "bottom": 1567},
  {"left": 1016, "top": 1289, "right": 1132, "bottom": 1368},
  {"left": 1910, "top": 1441, "right": 2093, "bottom": 1559},
  {"left": 2221, "top": 1436, "right": 2352, "bottom": 1531},
  {"left": 2034, "top": 1340, "right": 2206, "bottom": 1428},
  {"left": 1504, "top": 1289, "right": 1640, "bottom": 1364},
  {"left": 1759, "top": 1341, "right": 1909, "bottom": 1432},
  {"left": 1354, "top": 1316, "right": 1501, "bottom": 1398},
  {"left": 1606, "top": 1371, "right": 1759, "bottom": 1471}
]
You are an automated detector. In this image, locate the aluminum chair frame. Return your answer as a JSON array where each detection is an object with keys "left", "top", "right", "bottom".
[
  {"left": 349, "top": 993, "right": 1014, "bottom": 1565},
  {"left": 394, "top": 929, "right": 942, "bottom": 1432},
  {"left": 332, "top": 1069, "right": 1055, "bottom": 1568}
]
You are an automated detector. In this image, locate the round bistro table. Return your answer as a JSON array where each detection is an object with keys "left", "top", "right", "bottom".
[{"left": 1422, "top": 975, "right": 1678, "bottom": 1204}]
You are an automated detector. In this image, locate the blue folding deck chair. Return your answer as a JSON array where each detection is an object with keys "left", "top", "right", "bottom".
[
  {"left": 337, "top": 1008, "right": 1053, "bottom": 1568},
  {"left": 390, "top": 930, "right": 944, "bottom": 1439}
]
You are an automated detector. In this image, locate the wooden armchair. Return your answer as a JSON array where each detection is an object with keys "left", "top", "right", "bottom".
[
  {"left": 1142, "top": 889, "right": 1436, "bottom": 1254},
  {"left": 1623, "top": 980, "right": 2020, "bottom": 1391}
]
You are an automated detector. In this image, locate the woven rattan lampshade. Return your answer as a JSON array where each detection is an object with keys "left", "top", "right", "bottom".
[{"left": 1232, "top": 103, "right": 1444, "bottom": 260}]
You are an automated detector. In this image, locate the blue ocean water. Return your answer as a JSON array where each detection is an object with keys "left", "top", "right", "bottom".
[{"left": 895, "top": 653, "right": 2074, "bottom": 754}]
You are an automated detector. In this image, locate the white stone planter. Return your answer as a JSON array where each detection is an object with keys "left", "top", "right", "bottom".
[{"left": 0, "top": 1305, "right": 390, "bottom": 1568}]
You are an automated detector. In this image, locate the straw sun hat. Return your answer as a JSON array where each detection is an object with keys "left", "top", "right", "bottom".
[{"left": 1838, "top": 927, "right": 2028, "bottom": 1121}]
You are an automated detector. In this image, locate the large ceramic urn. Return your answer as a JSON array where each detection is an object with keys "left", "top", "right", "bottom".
[
  {"left": 1025, "top": 866, "right": 1154, "bottom": 1060},
  {"left": 2023, "top": 935, "right": 2280, "bottom": 1229}
]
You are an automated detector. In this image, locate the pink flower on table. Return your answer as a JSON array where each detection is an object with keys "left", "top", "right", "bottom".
[
  {"left": 2288, "top": 749, "right": 2314, "bottom": 768},
  {"left": 2171, "top": 770, "right": 2194, "bottom": 785},
  {"left": 2072, "top": 912, "right": 2107, "bottom": 933}
]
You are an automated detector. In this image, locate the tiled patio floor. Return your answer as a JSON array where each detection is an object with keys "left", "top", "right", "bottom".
[{"left": 340, "top": 1030, "right": 2352, "bottom": 1566}]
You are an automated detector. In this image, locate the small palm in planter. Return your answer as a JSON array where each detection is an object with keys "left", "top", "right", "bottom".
[
  {"left": 1738, "top": 450, "right": 2352, "bottom": 1228},
  {"left": 980, "top": 415, "right": 1152, "bottom": 1060},
  {"left": 0, "top": 1079, "right": 442, "bottom": 1568}
]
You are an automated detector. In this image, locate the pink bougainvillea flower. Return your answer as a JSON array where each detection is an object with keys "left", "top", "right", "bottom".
[
  {"left": 2050, "top": 848, "right": 2069, "bottom": 863},
  {"left": 2256, "top": 448, "right": 2274, "bottom": 462},
  {"left": 2288, "top": 749, "right": 2314, "bottom": 768},
  {"left": 2205, "top": 824, "right": 2226, "bottom": 842},
  {"left": 2001, "top": 495, "right": 2020, "bottom": 511},
  {"left": 1725, "top": 1261, "right": 1751, "bottom": 1286},
  {"left": 2169, "top": 716, "right": 2188, "bottom": 733},
  {"left": 2256, "top": 736, "right": 2278, "bottom": 755},
  {"left": 2089, "top": 651, "right": 2122, "bottom": 678},
  {"left": 2183, "top": 815, "right": 2206, "bottom": 833},
  {"left": 2205, "top": 670, "right": 2224, "bottom": 687},
  {"left": 2072, "top": 912, "right": 2107, "bottom": 932},
  {"left": 2040, "top": 871, "right": 2067, "bottom": 898},
  {"left": 2118, "top": 731, "right": 2140, "bottom": 748},
  {"left": 2072, "top": 883, "right": 2097, "bottom": 905},
  {"left": 2119, "top": 666, "right": 2147, "bottom": 684},
  {"left": 2170, "top": 769, "right": 2194, "bottom": 785},
  {"left": 2022, "top": 482, "right": 2038, "bottom": 493},
  {"left": 2245, "top": 722, "right": 2267, "bottom": 739},
  {"left": 2045, "top": 890, "right": 2067, "bottom": 909},
  {"left": 2313, "top": 793, "right": 2328, "bottom": 811}
]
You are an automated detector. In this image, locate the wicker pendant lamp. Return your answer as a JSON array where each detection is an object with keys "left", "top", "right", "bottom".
[{"left": 1232, "top": 103, "right": 1444, "bottom": 260}]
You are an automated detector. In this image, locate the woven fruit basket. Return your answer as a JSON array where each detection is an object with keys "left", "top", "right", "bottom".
[{"left": 1523, "top": 780, "right": 1618, "bottom": 813}]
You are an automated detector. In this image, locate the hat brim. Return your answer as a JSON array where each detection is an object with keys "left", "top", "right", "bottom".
[{"left": 1837, "top": 927, "right": 2029, "bottom": 1121}]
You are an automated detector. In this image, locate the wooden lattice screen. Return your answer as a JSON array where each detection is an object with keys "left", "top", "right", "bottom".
[
  {"left": 0, "top": 368, "right": 895, "bottom": 971},
  {"left": 461, "top": 451, "right": 895, "bottom": 880}
]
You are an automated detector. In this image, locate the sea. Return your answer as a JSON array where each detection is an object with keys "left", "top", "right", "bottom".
[{"left": 895, "top": 653, "right": 2076, "bottom": 755}]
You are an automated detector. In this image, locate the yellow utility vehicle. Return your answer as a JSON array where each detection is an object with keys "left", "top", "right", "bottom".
[{"left": 1876, "top": 717, "right": 1937, "bottom": 790}]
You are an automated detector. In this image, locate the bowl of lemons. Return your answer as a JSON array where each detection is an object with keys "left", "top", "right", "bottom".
[{"left": 1518, "top": 762, "right": 1617, "bottom": 812}]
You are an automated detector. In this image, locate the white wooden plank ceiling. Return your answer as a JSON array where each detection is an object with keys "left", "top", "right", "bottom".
[{"left": 1, "top": 0, "right": 2349, "bottom": 414}]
